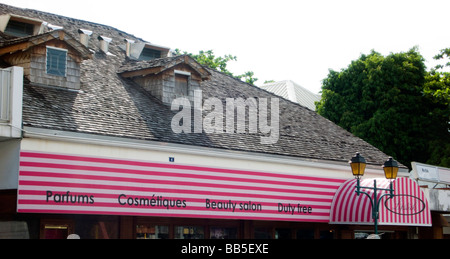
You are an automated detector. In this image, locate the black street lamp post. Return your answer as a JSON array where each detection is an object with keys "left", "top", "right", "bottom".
[{"left": 349, "top": 153, "right": 399, "bottom": 236}]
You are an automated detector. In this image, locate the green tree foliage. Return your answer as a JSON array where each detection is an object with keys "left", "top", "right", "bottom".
[
  {"left": 423, "top": 48, "right": 450, "bottom": 167},
  {"left": 264, "top": 80, "right": 276, "bottom": 84},
  {"left": 235, "top": 71, "right": 258, "bottom": 85},
  {"left": 316, "top": 48, "right": 450, "bottom": 168},
  {"left": 174, "top": 49, "right": 258, "bottom": 85},
  {"left": 425, "top": 48, "right": 450, "bottom": 106}
]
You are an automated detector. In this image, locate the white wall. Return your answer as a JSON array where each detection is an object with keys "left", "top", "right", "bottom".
[
  {"left": 0, "top": 139, "right": 21, "bottom": 189},
  {"left": 20, "top": 134, "right": 389, "bottom": 181},
  {"left": 0, "top": 66, "right": 23, "bottom": 138}
]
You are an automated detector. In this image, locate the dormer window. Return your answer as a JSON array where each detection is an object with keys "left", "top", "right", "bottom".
[
  {"left": 122, "top": 41, "right": 170, "bottom": 60},
  {"left": 0, "top": 30, "right": 92, "bottom": 90},
  {"left": 175, "top": 70, "right": 190, "bottom": 96},
  {"left": 46, "top": 46, "right": 67, "bottom": 77},
  {"left": 139, "top": 48, "right": 161, "bottom": 60},
  {"left": 0, "top": 14, "right": 44, "bottom": 37},
  {"left": 5, "top": 20, "right": 34, "bottom": 37},
  {"left": 118, "top": 55, "right": 211, "bottom": 106}
]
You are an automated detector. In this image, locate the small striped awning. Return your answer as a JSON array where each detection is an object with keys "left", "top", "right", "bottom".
[{"left": 330, "top": 177, "right": 431, "bottom": 226}]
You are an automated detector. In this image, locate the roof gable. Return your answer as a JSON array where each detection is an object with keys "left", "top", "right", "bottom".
[
  {"left": 118, "top": 55, "right": 211, "bottom": 80},
  {"left": 0, "top": 29, "right": 92, "bottom": 60}
]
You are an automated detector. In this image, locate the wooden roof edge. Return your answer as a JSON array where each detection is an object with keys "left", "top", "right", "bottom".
[{"left": 0, "top": 30, "right": 92, "bottom": 60}]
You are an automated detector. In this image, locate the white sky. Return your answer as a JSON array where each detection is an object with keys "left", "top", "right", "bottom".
[{"left": 2, "top": 0, "right": 450, "bottom": 94}]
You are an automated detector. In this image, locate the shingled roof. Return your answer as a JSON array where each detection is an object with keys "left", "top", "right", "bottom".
[{"left": 0, "top": 3, "right": 401, "bottom": 168}]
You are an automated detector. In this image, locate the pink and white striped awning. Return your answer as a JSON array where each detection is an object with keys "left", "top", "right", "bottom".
[
  {"left": 330, "top": 177, "right": 431, "bottom": 226},
  {"left": 17, "top": 151, "right": 345, "bottom": 222}
]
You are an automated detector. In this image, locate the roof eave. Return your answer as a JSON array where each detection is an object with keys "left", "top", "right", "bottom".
[{"left": 0, "top": 30, "right": 92, "bottom": 60}]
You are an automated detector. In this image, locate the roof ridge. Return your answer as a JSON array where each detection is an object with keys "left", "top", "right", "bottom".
[{"left": 285, "top": 80, "right": 297, "bottom": 102}]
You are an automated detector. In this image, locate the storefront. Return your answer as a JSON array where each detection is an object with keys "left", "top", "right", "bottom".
[{"left": 12, "top": 138, "right": 432, "bottom": 239}]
